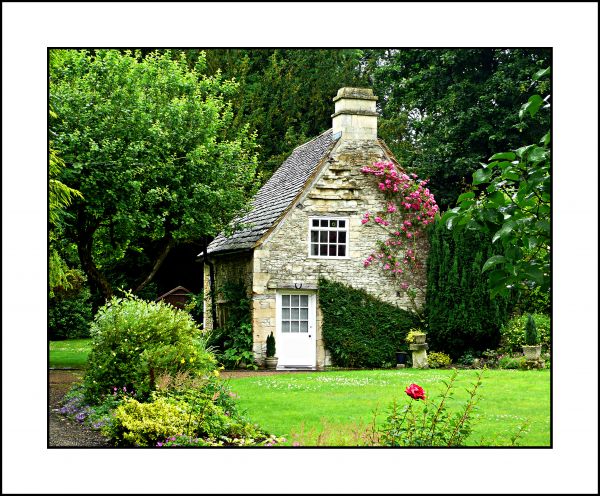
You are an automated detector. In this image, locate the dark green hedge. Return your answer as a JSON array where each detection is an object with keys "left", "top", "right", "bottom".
[
  {"left": 49, "top": 288, "right": 93, "bottom": 340},
  {"left": 425, "top": 220, "right": 512, "bottom": 359},
  {"left": 319, "top": 278, "right": 418, "bottom": 368}
]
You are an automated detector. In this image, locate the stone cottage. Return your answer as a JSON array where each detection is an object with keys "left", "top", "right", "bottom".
[{"left": 202, "top": 87, "right": 424, "bottom": 370}]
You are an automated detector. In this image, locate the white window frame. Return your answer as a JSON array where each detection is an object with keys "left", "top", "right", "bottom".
[{"left": 307, "top": 216, "right": 350, "bottom": 259}]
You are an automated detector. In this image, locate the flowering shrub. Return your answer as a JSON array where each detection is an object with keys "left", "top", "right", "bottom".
[
  {"left": 427, "top": 352, "right": 453, "bottom": 369},
  {"left": 378, "top": 370, "right": 483, "bottom": 446},
  {"left": 83, "top": 293, "right": 216, "bottom": 404},
  {"left": 360, "top": 161, "right": 439, "bottom": 317},
  {"left": 156, "top": 433, "right": 287, "bottom": 447}
]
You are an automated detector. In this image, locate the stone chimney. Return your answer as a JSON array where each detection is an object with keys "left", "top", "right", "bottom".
[{"left": 331, "top": 87, "right": 378, "bottom": 141}]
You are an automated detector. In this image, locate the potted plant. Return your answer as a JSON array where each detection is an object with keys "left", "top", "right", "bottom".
[
  {"left": 522, "top": 314, "right": 541, "bottom": 360},
  {"left": 406, "top": 328, "right": 427, "bottom": 345},
  {"left": 265, "top": 332, "right": 278, "bottom": 370}
]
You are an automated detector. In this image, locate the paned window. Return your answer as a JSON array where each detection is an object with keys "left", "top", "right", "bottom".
[
  {"left": 281, "top": 294, "right": 309, "bottom": 333},
  {"left": 309, "top": 218, "right": 348, "bottom": 257}
]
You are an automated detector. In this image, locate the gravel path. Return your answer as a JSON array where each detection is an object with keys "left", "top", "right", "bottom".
[{"left": 48, "top": 370, "right": 112, "bottom": 447}]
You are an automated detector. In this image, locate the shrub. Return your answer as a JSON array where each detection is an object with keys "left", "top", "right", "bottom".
[
  {"left": 49, "top": 287, "right": 93, "bottom": 340},
  {"left": 319, "top": 278, "right": 418, "bottom": 368},
  {"left": 111, "top": 396, "right": 191, "bottom": 446},
  {"left": 266, "top": 332, "right": 276, "bottom": 358},
  {"left": 524, "top": 314, "right": 539, "bottom": 345},
  {"left": 498, "top": 356, "right": 526, "bottom": 370},
  {"left": 82, "top": 294, "right": 216, "bottom": 403},
  {"left": 457, "top": 351, "right": 476, "bottom": 367},
  {"left": 425, "top": 220, "right": 513, "bottom": 359},
  {"left": 110, "top": 382, "right": 280, "bottom": 447},
  {"left": 378, "top": 370, "right": 483, "bottom": 446},
  {"left": 209, "top": 281, "right": 256, "bottom": 369},
  {"left": 427, "top": 351, "right": 452, "bottom": 369},
  {"left": 500, "top": 313, "right": 550, "bottom": 353}
]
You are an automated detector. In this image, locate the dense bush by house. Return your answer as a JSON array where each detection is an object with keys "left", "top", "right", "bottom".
[
  {"left": 83, "top": 294, "right": 216, "bottom": 403},
  {"left": 319, "top": 278, "right": 418, "bottom": 368},
  {"left": 425, "top": 220, "right": 512, "bottom": 359},
  {"left": 48, "top": 287, "right": 93, "bottom": 340},
  {"left": 500, "top": 313, "right": 551, "bottom": 353}
]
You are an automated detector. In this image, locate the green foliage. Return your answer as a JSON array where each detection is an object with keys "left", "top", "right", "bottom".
[
  {"left": 198, "top": 49, "right": 367, "bottom": 176},
  {"left": 498, "top": 356, "right": 526, "bottom": 370},
  {"left": 82, "top": 294, "right": 216, "bottom": 403},
  {"left": 49, "top": 287, "right": 93, "bottom": 340},
  {"left": 524, "top": 314, "right": 539, "bottom": 346},
  {"left": 266, "top": 332, "right": 276, "bottom": 358},
  {"left": 319, "top": 278, "right": 418, "bottom": 368},
  {"left": 50, "top": 49, "right": 259, "bottom": 297},
  {"left": 515, "top": 285, "right": 550, "bottom": 315},
  {"left": 443, "top": 69, "right": 550, "bottom": 298},
  {"left": 425, "top": 219, "right": 512, "bottom": 359},
  {"left": 378, "top": 370, "right": 483, "bottom": 446},
  {"left": 365, "top": 49, "right": 551, "bottom": 210},
  {"left": 501, "top": 313, "right": 550, "bottom": 353},
  {"left": 183, "top": 291, "right": 205, "bottom": 326},
  {"left": 210, "top": 281, "right": 255, "bottom": 369},
  {"left": 108, "top": 375, "right": 278, "bottom": 447},
  {"left": 427, "top": 352, "right": 452, "bottom": 369},
  {"left": 111, "top": 396, "right": 191, "bottom": 446}
]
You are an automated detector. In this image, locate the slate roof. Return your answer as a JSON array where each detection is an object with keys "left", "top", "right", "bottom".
[{"left": 206, "top": 129, "right": 338, "bottom": 255}]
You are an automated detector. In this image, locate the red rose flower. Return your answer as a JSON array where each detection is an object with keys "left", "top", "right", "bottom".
[{"left": 405, "top": 383, "right": 426, "bottom": 401}]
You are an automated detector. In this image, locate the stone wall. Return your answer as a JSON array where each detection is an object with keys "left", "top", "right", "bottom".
[{"left": 252, "top": 138, "right": 428, "bottom": 367}]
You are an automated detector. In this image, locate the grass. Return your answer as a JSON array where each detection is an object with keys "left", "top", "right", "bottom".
[
  {"left": 49, "top": 339, "right": 92, "bottom": 369},
  {"left": 225, "top": 368, "right": 551, "bottom": 447},
  {"left": 48, "top": 339, "right": 550, "bottom": 446}
]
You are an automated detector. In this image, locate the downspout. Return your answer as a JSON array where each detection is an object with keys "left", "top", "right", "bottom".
[{"left": 202, "top": 237, "right": 218, "bottom": 330}]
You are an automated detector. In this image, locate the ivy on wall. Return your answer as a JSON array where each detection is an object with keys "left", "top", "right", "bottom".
[{"left": 319, "top": 278, "right": 418, "bottom": 368}]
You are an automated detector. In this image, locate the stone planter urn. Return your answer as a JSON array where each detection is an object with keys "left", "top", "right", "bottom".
[
  {"left": 265, "top": 332, "right": 278, "bottom": 370},
  {"left": 412, "top": 332, "right": 427, "bottom": 344},
  {"left": 265, "top": 356, "right": 279, "bottom": 370},
  {"left": 522, "top": 344, "right": 542, "bottom": 360}
]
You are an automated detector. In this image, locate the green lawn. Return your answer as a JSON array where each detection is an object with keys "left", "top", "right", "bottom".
[
  {"left": 48, "top": 340, "right": 550, "bottom": 446},
  {"left": 49, "top": 339, "right": 92, "bottom": 368},
  {"left": 225, "top": 368, "right": 551, "bottom": 447}
]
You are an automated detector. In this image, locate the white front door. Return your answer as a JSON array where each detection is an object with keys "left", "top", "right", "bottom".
[{"left": 276, "top": 292, "right": 317, "bottom": 369}]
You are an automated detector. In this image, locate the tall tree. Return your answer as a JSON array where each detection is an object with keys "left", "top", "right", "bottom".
[
  {"left": 364, "top": 48, "right": 551, "bottom": 209},
  {"left": 199, "top": 49, "right": 368, "bottom": 176},
  {"left": 50, "top": 49, "right": 259, "bottom": 299},
  {"left": 442, "top": 68, "right": 551, "bottom": 298}
]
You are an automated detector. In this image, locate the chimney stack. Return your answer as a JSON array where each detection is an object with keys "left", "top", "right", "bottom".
[{"left": 331, "top": 87, "right": 378, "bottom": 141}]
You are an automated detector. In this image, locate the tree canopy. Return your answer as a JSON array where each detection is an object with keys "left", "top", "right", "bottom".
[{"left": 50, "top": 49, "right": 259, "bottom": 298}]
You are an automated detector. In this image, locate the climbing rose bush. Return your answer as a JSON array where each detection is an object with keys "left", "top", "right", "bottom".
[{"left": 361, "top": 161, "right": 439, "bottom": 313}]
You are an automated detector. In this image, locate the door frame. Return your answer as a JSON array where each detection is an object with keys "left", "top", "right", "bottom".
[{"left": 275, "top": 290, "right": 317, "bottom": 369}]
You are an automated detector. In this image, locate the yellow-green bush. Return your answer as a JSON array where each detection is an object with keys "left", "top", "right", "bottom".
[
  {"left": 112, "top": 397, "right": 190, "bottom": 446},
  {"left": 428, "top": 351, "right": 452, "bottom": 369}
]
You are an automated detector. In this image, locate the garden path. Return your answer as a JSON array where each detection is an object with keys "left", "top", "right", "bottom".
[{"left": 48, "top": 370, "right": 111, "bottom": 447}]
